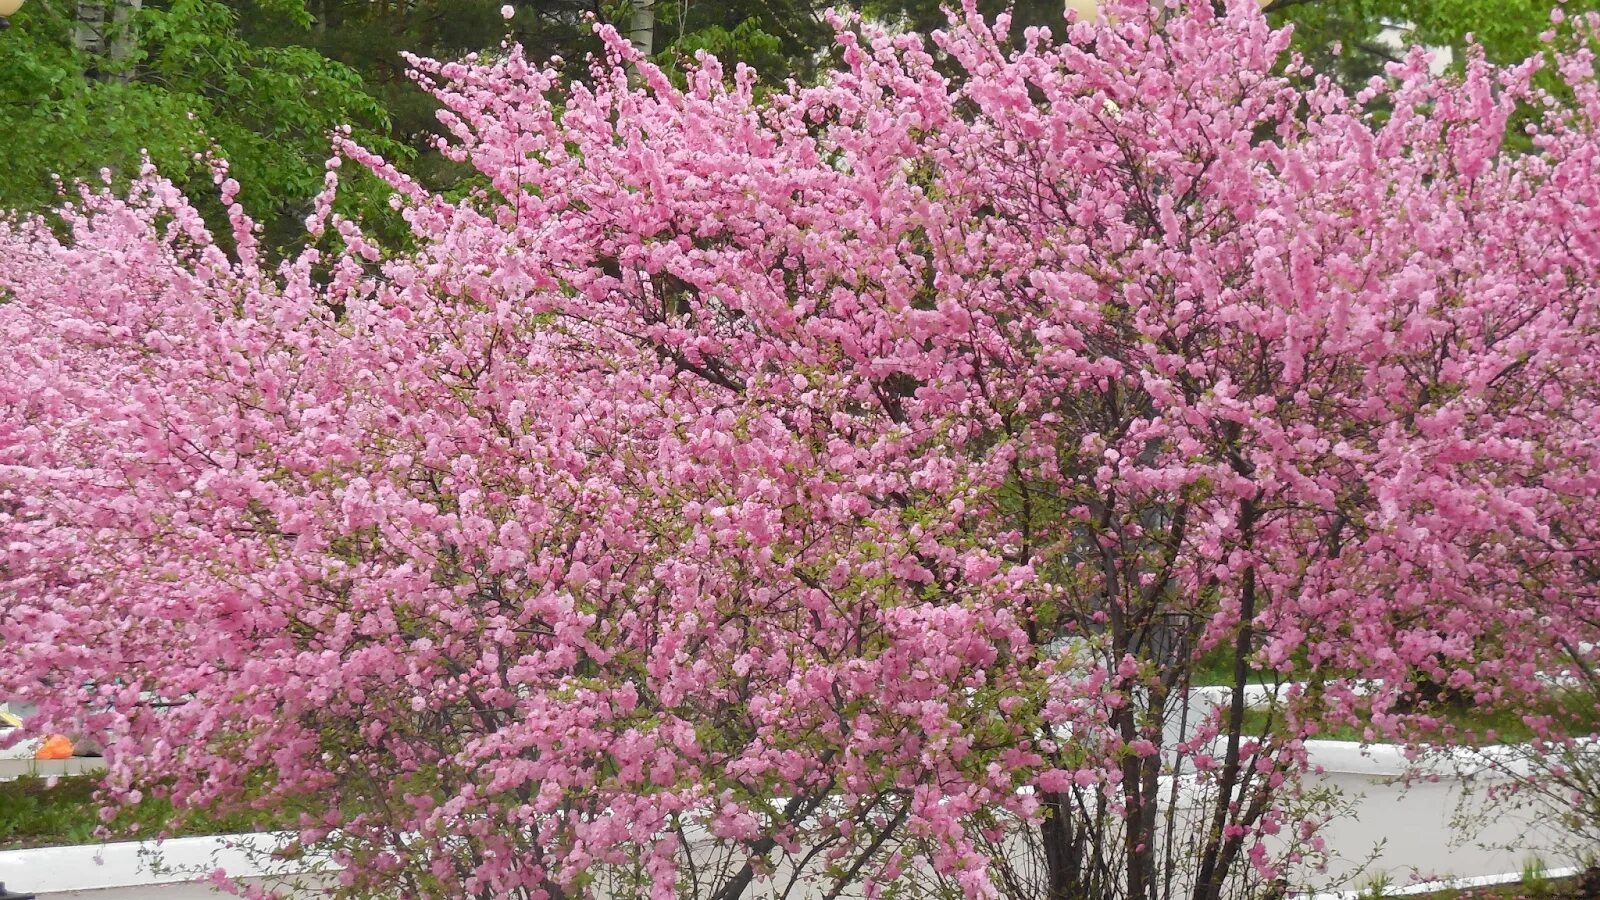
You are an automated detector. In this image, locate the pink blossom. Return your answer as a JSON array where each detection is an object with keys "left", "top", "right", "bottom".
[{"left": 5, "top": 1, "right": 1600, "bottom": 897}]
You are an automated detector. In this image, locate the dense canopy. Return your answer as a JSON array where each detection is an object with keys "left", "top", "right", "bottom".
[{"left": 3, "top": 1, "right": 1600, "bottom": 898}]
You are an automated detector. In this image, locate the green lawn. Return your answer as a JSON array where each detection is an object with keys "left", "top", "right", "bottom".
[
  {"left": 1382, "top": 873, "right": 1588, "bottom": 900},
  {"left": 1240, "top": 690, "right": 1600, "bottom": 745},
  {"left": 0, "top": 774, "right": 289, "bottom": 850}
]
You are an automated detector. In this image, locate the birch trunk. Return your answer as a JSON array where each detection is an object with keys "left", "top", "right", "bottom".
[{"left": 74, "top": 0, "right": 141, "bottom": 81}]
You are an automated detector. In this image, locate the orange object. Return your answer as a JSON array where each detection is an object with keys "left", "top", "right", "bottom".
[{"left": 35, "top": 734, "right": 73, "bottom": 760}]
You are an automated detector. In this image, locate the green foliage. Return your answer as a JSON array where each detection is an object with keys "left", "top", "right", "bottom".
[
  {"left": 1267, "top": 0, "right": 1598, "bottom": 90},
  {"left": 643, "top": 0, "right": 1591, "bottom": 94},
  {"left": 865, "top": 0, "right": 1066, "bottom": 42},
  {"left": 641, "top": 0, "right": 829, "bottom": 81},
  {"left": 649, "top": 0, "right": 1592, "bottom": 92},
  {"left": 1520, "top": 857, "right": 1555, "bottom": 898},
  {"left": 141, "top": 1, "right": 395, "bottom": 215},
  {"left": 1391, "top": 0, "right": 1564, "bottom": 63},
  {"left": 242, "top": 0, "right": 602, "bottom": 195},
  {"left": 1359, "top": 871, "right": 1395, "bottom": 900},
  {"left": 0, "top": 0, "right": 1586, "bottom": 257},
  {"left": 654, "top": 18, "right": 788, "bottom": 84},
  {"left": 0, "top": 4, "right": 196, "bottom": 208},
  {"left": 0, "top": 0, "right": 397, "bottom": 248}
]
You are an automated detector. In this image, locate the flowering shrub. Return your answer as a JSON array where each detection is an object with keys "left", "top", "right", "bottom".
[{"left": 5, "top": 1, "right": 1600, "bottom": 897}]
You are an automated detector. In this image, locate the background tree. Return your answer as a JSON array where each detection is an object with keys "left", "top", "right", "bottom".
[
  {"left": 1262, "top": 0, "right": 1590, "bottom": 91},
  {"left": 0, "top": 0, "right": 397, "bottom": 244},
  {"left": 240, "top": 0, "right": 608, "bottom": 193},
  {"left": 2, "top": 0, "right": 1578, "bottom": 251}
]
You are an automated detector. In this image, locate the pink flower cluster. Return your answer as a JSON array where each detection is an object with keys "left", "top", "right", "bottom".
[{"left": 5, "top": 1, "right": 1600, "bottom": 897}]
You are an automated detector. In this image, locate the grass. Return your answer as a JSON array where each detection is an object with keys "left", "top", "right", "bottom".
[
  {"left": 1189, "top": 647, "right": 1286, "bottom": 688},
  {"left": 1381, "top": 877, "right": 1579, "bottom": 899},
  {"left": 0, "top": 773, "right": 292, "bottom": 850},
  {"left": 1355, "top": 858, "right": 1599, "bottom": 899},
  {"left": 1238, "top": 690, "right": 1600, "bottom": 746},
  {"left": 1403, "top": 882, "right": 1569, "bottom": 900}
]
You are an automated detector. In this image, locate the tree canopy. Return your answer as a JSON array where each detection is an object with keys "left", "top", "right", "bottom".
[
  {"left": 0, "top": 0, "right": 395, "bottom": 240},
  {"left": 6, "top": 4, "right": 1600, "bottom": 898},
  {"left": 0, "top": 0, "right": 1582, "bottom": 239}
]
